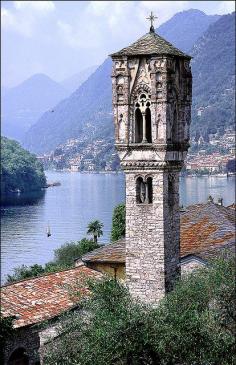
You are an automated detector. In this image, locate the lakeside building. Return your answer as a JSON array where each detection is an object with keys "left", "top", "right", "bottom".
[
  {"left": 1, "top": 201, "right": 235, "bottom": 364},
  {"left": 1, "top": 16, "right": 235, "bottom": 365}
]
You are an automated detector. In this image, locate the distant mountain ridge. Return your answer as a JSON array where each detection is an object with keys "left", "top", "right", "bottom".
[
  {"left": 1, "top": 74, "right": 69, "bottom": 141},
  {"left": 191, "top": 12, "right": 235, "bottom": 139},
  {"left": 158, "top": 9, "right": 220, "bottom": 53},
  {"left": 61, "top": 65, "right": 98, "bottom": 94},
  {"left": 24, "top": 59, "right": 113, "bottom": 153},
  {"left": 23, "top": 9, "right": 234, "bottom": 156},
  {"left": 1, "top": 65, "right": 97, "bottom": 142}
]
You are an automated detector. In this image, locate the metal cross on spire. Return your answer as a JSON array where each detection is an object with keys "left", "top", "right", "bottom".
[{"left": 146, "top": 11, "right": 157, "bottom": 33}]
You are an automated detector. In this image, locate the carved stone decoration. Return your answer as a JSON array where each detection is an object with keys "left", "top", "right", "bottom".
[
  {"left": 117, "top": 85, "right": 124, "bottom": 102},
  {"left": 118, "top": 114, "right": 126, "bottom": 143},
  {"left": 155, "top": 114, "right": 161, "bottom": 141}
]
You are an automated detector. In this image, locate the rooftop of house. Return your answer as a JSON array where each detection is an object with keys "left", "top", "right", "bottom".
[
  {"left": 1, "top": 266, "right": 102, "bottom": 329},
  {"left": 81, "top": 202, "right": 235, "bottom": 265},
  {"left": 2, "top": 202, "right": 234, "bottom": 330},
  {"left": 111, "top": 30, "right": 190, "bottom": 58}
]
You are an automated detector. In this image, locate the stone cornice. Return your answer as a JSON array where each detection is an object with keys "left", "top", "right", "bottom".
[
  {"left": 120, "top": 160, "right": 183, "bottom": 171},
  {"left": 115, "top": 142, "right": 189, "bottom": 152}
]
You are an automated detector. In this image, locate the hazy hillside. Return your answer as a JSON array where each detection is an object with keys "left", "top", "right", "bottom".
[
  {"left": 191, "top": 12, "right": 235, "bottom": 140},
  {"left": 24, "top": 59, "right": 113, "bottom": 153},
  {"left": 61, "top": 65, "right": 98, "bottom": 94},
  {"left": 24, "top": 9, "right": 223, "bottom": 155},
  {"left": 157, "top": 9, "right": 220, "bottom": 53},
  {"left": 1, "top": 74, "right": 68, "bottom": 141}
]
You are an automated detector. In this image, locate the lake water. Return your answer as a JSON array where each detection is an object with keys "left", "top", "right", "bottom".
[{"left": 1, "top": 171, "right": 235, "bottom": 283}]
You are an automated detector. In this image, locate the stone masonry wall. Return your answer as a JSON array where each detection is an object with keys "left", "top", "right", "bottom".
[
  {"left": 125, "top": 169, "right": 180, "bottom": 304},
  {"left": 4, "top": 326, "right": 40, "bottom": 365}
]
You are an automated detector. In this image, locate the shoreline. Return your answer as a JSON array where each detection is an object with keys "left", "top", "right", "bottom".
[{"left": 45, "top": 169, "right": 235, "bottom": 178}]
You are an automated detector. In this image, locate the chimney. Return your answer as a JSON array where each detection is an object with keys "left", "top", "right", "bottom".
[
  {"left": 207, "top": 195, "right": 214, "bottom": 203},
  {"left": 180, "top": 205, "right": 186, "bottom": 212},
  {"left": 217, "top": 197, "right": 223, "bottom": 206}
]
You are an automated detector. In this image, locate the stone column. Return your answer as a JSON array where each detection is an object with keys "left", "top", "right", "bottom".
[{"left": 142, "top": 112, "right": 147, "bottom": 143}]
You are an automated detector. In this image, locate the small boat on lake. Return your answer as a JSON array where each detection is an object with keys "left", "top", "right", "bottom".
[{"left": 46, "top": 224, "right": 51, "bottom": 237}]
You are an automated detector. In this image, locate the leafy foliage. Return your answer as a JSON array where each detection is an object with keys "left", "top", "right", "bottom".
[
  {"left": 44, "top": 257, "right": 235, "bottom": 365},
  {"left": 0, "top": 315, "right": 15, "bottom": 364},
  {"left": 87, "top": 220, "right": 104, "bottom": 244},
  {"left": 1, "top": 136, "right": 46, "bottom": 195},
  {"left": 6, "top": 264, "right": 45, "bottom": 283},
  {"left": 53, "top": 238, "right": 100, "bottom": 266},
  {"left": 5, "top": 238, "right": 99, "bottom": 283},
  {"left": 110, "top": 203, "right": 126, "bottom": 242}
]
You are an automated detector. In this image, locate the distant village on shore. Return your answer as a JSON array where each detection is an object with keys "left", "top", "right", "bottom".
[{"left": 37, "top": 126, "right": 235, "bottom": 175}]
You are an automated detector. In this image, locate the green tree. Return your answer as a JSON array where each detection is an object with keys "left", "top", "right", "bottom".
[
  {"left": 1, "top": 136, "right": 46, "bottom": 195},
  {"left": 87, "top": 220, "right": 103, "bottom": 244},
  {"left": 6, "top": 264, "right": 45, "bottom": 283},
  {"left": 44, "top": 257, "right": 235, "bottom": 365},
  {"left": 0, "top": 315, "right": 15, "bottom": 364},
  {"left": 110, "top": 203, "right": 125, "bottom": 242},
  {"left": 53, "top": 238, "right": 100, "bottom": 266},
  {"left": 5, "top": 239, "right": 100, "bottom": 283}
]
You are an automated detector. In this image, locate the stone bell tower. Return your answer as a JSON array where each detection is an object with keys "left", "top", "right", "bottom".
[{"left": 110, "top": 14, "right": 192, "bottom": 304}]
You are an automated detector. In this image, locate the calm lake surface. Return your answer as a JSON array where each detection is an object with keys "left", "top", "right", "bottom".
[{"left": 1, "top": 171, "right": 235, "bottom": 282}]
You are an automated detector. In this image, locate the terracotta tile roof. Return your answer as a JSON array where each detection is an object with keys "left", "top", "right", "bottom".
[
  {"left": 227, "top": 203, "right": 236, "bottom": 210},
  {"left": 111, "top": 31, "right": 190, "bottom": 58},
  {"left": 81, "top": 202, "right": 235, "bottom": 264},
  {"left": 82, "top": 239, "right": 126, "bottom": 264},
  {"left": 180, "top": 202, "right": 235, "bottom": 260},
  {"left": 1, "top": 266, "right": 102, "bottom": 329}
]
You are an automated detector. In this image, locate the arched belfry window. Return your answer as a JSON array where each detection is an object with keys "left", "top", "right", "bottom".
[
  {"left": 145, "top": 108, "right": 152, "bottom": 143},
  {"left": 135, "top": 108, "right": 143, "bottom": 143},
  {"left": 134, "top": 93, "right": 152, "bottom": 144},
  {"left": 147, "top": 177, "right": 153, "bottom": 203},
  {"left": 136, "top": 177, "right": 153, "bottom": 204}
]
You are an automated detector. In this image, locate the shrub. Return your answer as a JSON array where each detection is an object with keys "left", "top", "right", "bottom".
[
  {"left": 5, "top": 238, "right": 100, "bottom": 283},
  {"left": 6, "top": 264, "right": 45, "bottom": 283},
  {"left": 53, "top": 238, "right": 100, "bottom": 266},
  {"left": 110, "top": 203, "right": 125, "bottom": 242},
  {"left": 44, "top": 257, "right": 236, "bottom": 365}
]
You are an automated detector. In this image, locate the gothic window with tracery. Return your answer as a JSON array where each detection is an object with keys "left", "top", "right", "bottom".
[
  {"left": 135, "top": 108, "right": 143, "bottom": 143},
  {"left": 134, "top": 93, "right": 152, "bottom": 143}
]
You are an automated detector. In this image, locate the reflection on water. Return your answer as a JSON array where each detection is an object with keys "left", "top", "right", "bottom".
[
  {"left": 1, "top": 190, "right": 46, "bottom": 207},
  {"left": 1, "top": 172, "right": 235, "bottom": 283},
  {"left": 180, "top": 175, "right": 235, "bottom": 206}
]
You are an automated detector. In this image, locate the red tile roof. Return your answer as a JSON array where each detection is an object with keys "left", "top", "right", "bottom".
[
  {"left": 82, "top": 239, "right": 126, "bottom": 264},
  {"left": 82, "top": 202, "right": 235, "bottom": 264},
  {"left": 2, "top": 203, "right": 234, "bottom": 329},
  {"left": 180, "top": 202, "right": 235, "bottom": 259},
  {"left": 1, "top": 266, "right": 102, "bottom": 328}
]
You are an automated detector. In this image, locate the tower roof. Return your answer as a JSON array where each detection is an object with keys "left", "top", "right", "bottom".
[{"left": 111, "top": 31, "right": 191, "bottom": 59}]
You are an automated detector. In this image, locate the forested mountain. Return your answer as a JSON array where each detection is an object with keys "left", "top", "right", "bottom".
[
  {"left": 190, "top": 12, "right": 235, "bottom": 140},
  {"left": 1, "top": 74, "right": 68, "bottom": 142},
  {"left": 157, "top": 9, "right": 220, "bottom": 52},
  {"left": 61, "top": 65, "right": 98, "bottom": 94},
  {"left": 1, "top": 137, "right": 46, "bottom": 195},
  {"left": 23, "top": 10, "right": 234, "bottom": 156},
  {"left": 24, "top": 59, "right": 113, "bottom": 153}
]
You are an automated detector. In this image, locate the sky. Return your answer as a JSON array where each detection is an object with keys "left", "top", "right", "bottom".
[{"left": 1, "top": 1, "right": 235, "bottom": 88}]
